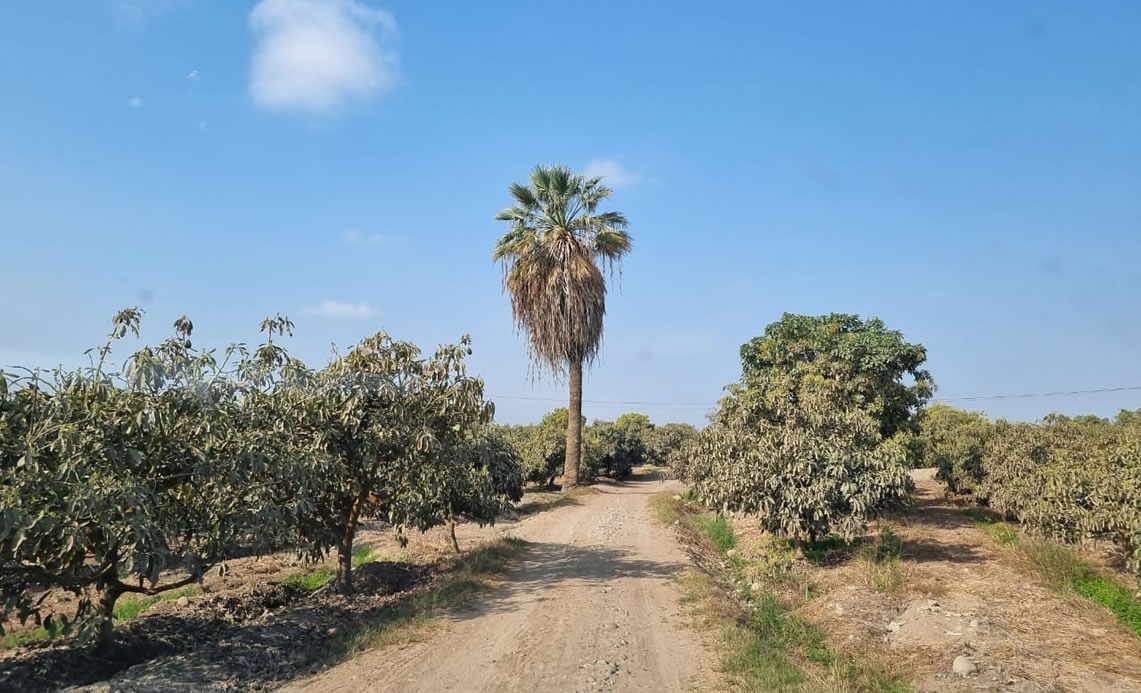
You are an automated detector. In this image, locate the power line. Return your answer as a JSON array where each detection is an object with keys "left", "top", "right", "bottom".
[
  {"left": 490, "top": 394, "right": 714, "bottom": 407},
  {"left": 933, "top": 385, "right": 1141, "bottom": 403},
  {"left": 491, "top": 385, "right": 1141, "bottom": 408}
]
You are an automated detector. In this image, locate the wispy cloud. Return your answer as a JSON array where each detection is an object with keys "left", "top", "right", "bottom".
[
  {"left": 303, "top": 300, "right": 376, "bottom": 319},
  {"left": 340, "top": 228, "right": 386, "bottom": 246},
  {"left": 127, "top": 96, "right": 143, "bottom": 108},
  {"left": 248, "top": 0, "right": 399, "bottom": 113},
  {"left": 112, "top": 0, "right": 187, "bottom": 25},
  {"left": 187, "top": 69, "right": 198, "bottom": 80},
  {"left": 583, "top": 159, "right": 641, "bottom": 188}
]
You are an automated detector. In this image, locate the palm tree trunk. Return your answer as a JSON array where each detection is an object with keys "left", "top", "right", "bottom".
[{"left": 564, "top": 358, "right": 583, "bottom": 489}]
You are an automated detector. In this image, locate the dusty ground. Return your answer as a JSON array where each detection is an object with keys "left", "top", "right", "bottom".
[
  {"left": 282, "top": 474, "right": 717, "bottom": 693},
  {"left": 12, "top": 468, "right": 1141, "bottom": 692},
  {"left": 797, "top": 469, "right": 1141, "bottom": 692}
]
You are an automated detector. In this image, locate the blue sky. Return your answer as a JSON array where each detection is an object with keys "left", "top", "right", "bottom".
[{"left": 1, "top": 1, "right": 1138, "bottom": 426}]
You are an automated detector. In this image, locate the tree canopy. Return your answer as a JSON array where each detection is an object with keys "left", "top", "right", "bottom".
[
  {"left": 681, "top": 313, "right": 930, "bottom": 543},
  {"left": 739, "top": 313, "right": 933, "bottom": 440}
]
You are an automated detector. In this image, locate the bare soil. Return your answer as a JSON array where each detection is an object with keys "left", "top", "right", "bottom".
[
  {"left": 282, "top": 474, "right": 717, "bottom": 693},
  {"left": 797, "top": 469, "right": 1141, "bottom": 692}
]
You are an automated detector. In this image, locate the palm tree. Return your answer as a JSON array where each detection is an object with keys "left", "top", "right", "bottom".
[{"left": 493, "top": 165, "right": 632, "bottom": 488}]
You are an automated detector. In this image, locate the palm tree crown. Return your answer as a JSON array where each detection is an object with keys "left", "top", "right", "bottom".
[{"left": 493, "top": 164, "right": 632, "bottom": 374}]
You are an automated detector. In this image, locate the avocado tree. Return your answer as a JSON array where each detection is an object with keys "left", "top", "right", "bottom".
[
  {"left": 686, "top": 314, "right": 930, "bottom": 543},
  {"left": 0, "top": 310, "right": 305, "bottom": 649},
  {"left": 647, "top": 422, "right": 699, "bottom": 467},
  {"left": 435, "top": 426, "right": 524, "bottom": 552},
  {"left": 588, "top": 413, "right": 652, "bottom": 480},
  {"left": 739, "top": 313, "right": 933, "bottom": 442},
  {"left": 278, "top": 332, "right": 492, "bottom": 595},
  {"left": 505, "top": 408, "right": 575, "bottom": 489},
  {"left": 914, "top": 404, "right": 993, "bottom": 495}
]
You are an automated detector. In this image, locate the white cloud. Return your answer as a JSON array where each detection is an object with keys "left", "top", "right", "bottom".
[
  {"left": 340, "top": 228, "right": 385, "bottom": 246},
  {"left": 248, "top": 0, "right": 399, "bottom": 113},
  {"left": 128, "top": 96, "right": 143, "bottom": 108},
  {"left": 187, "top": 69, "right": 198, "bottom": 79},
  {"left": 303, "top": 300, "right": 376, "bottom": 319},
  {"left": 583, "top": 159, "right": 641, "bottom": 188}
]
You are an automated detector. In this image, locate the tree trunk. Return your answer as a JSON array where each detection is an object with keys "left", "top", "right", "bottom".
[
  {"left": 335, "top": 494, "right": 365, "bottom": 596},
  {"left": 564, "top": 358, "right": 583, "bottom": 489},
  {"left": 336, "top": 533, "right": 354, "bottom": 596},
  {"left": 93, "top": 582, "right": 123, "bottom": 653},
  {"left": 449, "top": 519, "right": 461, "bottom": 553}
]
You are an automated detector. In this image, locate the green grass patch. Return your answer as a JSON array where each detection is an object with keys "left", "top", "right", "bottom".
[
  {"left": 962, "top": 507, "right": 996, "bottom": 524},
  {"left": 284, "top": 570, "right": 335, "bottom": 591},
  {"left": 2, "top": 627, "right": 51, "bottom": 650},
  {"left": 966, "top": 511, "right": 1141, "bottom": 637},
  {"left": 1071, "top": 572, "right": 1141, "bottom": 636},
  {"left": 283, "top": 544, "right": 383, "bottom": 592},
  {"left": 797, "top": 535, "right": 862, "bottom": 565},
  {"left": 988, "top": 525, "right": 1019, "bottom": 546},
  {"left": 1019, "top": 538, "right": 1141, "bottom": 637},
  {"left": 853, "top": 528, "right": 910, "bottom": 595},
  {"left": 696, "top": 514, "right": 737, "bottom": 552},
  {"left": 2, "top": 586, "right": 204, "bottom": 650},
  {"left": 323, "top": 537, "right": 529, "bottom": 663},
  {"left": 353, "top": 545, "right": 378, "bottom": 565},
  {"left": 114, "top": 586, "right": 202, "bottom": 622},
  {"left": 653, "top": 492, "right": 911, "bottom": 692},
  {"left": 963, "top": 508, "right": 1020, "bottom": 546}
]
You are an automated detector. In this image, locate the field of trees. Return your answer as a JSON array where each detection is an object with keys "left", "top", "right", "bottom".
[
  {"left": 4, "top": 165, "right": 1140, "bottom": 692},
  {"left": 0, "top": 308, "right": 697, "bottom": 647},
  {"left": 917, "top": 404, "right": 1141, "bottom": 578}
]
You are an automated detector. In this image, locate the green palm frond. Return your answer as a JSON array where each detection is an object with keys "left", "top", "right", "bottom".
[{"left": 492, "top": 163, "right": 634, "bottom": 374}]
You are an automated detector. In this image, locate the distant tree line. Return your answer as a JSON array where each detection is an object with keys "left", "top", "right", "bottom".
[{"left": 499, "top": 410, "right": 698, "bottom": 488}]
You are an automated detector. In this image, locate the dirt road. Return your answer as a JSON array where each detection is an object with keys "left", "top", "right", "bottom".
[{"left": 284, "top": 476, "right": 715, "bottom": 693}]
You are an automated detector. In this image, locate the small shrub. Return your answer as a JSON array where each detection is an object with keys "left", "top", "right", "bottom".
[
  {"left": 874, "top": 528, "right": 903, "bottom": 562},
  {"left": 796, "top": 535, "right": 860, "bottom": 566}
]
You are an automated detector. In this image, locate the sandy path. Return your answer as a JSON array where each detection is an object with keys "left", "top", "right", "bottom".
[{"left": 283, "top": 476, "right": 715, "bottom": 693}]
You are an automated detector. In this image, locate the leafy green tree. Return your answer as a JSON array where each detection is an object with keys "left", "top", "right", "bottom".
[
  {"left": 647, "top": 422, "right": 699, "bottom": 466},
  {"left": 588, "top": 413, "right": 655, "bottom": 479},
  {"left": 278, "top": 333, "right": 491, "bottom": 595},
  {"left": 1116, "top": 409, "right": 1141, "bottom": 428},
  {"left": 0, "top": 310, "right": 305, "bottom": 649},
  {"left": 503, "top": 409, "right": 568, "bottom": 489},
  {"left": 493, "top": 164, "right": 632, "bottom": 488},
  {"left": 739, "top": 313, "right": 933, "bottom": 442},
  {"left": 436, "top": 426, "right": 524, "bottom": 552},
  {"left": 685, "top": 314, "right": 928, "bottom": 543},
  {"left": 915, "top": 404, "right": 993, "bottom": 494}
]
